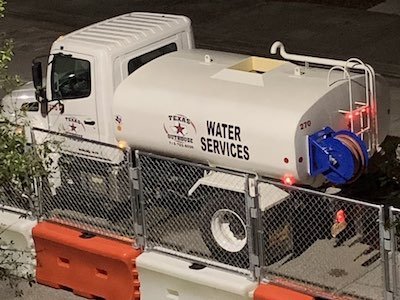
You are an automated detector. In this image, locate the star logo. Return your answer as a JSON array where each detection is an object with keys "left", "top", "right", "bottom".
[
  {"left": 174, "top": 123, "right": 185, "bottom": 135},
  {"left": 70, "top": 123, "right": 77, "bottom": 132}
]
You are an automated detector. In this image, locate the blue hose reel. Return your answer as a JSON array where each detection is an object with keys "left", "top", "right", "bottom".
[{"left": 309, "top": 127, "right": 368, "bottom": 185}]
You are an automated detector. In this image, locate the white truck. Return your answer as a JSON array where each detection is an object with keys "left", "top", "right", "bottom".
[
  {"left": 3, "top": 12, "right": 194, "bottom": 142},
  {"left": 0, "top": 12, "right": 393, "bottom": 299},
  {"left": 1, "top": 12, "right": 391, "bottom": 186}
]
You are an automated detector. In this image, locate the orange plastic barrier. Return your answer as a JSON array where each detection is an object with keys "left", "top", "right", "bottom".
[
  {"left": 254, "top": 283, "right": 315, "bottom": 300},
  {"left": 33, "top": 221, "right": 141, "bottom": 300}
]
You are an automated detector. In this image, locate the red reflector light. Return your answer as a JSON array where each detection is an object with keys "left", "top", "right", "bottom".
[
  {"left": 282, "top": 174, "right": 295, "bottom": 186},
  {"left": 336, "top": 209, "right": 346, "bottom": 223}
]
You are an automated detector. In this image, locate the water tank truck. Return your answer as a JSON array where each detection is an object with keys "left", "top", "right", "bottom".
[{"left": 113, "top": 42, "right": 390, "bottom": 187}]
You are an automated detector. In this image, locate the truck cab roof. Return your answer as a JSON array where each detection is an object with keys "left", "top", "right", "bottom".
[{"left": 51, "top": 12, "right": 192, "bottom": 58}]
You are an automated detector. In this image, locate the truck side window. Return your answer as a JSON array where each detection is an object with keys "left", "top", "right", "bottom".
[
  {"left": 51, "top": 55, "right": 91, "bottom": 100},
  {"left": 128, "top": 43, "right": 177, "bottom": 75}
]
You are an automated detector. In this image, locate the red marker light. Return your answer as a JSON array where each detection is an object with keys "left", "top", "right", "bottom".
[
  {"left": 336, "top": 209, "right": 346, "bottom": 223},
  {"left": 282, "top": 174, "right": 295, "bottom": 186}
]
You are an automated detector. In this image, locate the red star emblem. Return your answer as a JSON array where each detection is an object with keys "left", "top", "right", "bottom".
[
  {"left": 174, "top": 123, "right": 185, "bottom": 135},
  {"left": 70, "top": 123, "right": 77, "bottom": 132}
]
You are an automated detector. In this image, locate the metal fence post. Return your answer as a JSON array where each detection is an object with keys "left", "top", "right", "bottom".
[
  {"left": 380, "top": 205, "right": 394, "bottom": 300},
  {"left": 245, "top": 175, "right": 262, "bottom": 281},
  {"left": 34, "top": 176, "right": 43, "bottom": 220},
  {"left": 133, "top": 150, "right": 145, "bottom": 250},
  {"left": 127, "top": 147, "right": 139, "bottom": 249},
  {"left": 30, "top": 129, "right": 42, "bottom": 220},
  {"left": 254, "top": 177, "right": 265, "bottom": 281},
  {"left": 390, "top": 207, "right": 399, "bottom": 299}
]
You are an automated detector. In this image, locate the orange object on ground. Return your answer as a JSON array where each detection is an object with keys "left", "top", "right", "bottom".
[
  {"left": 254, "top": 283, "right": 315, "bottom": 300},
  {"left": 33, "top": 221, "right": 141, "bottom": 300}
]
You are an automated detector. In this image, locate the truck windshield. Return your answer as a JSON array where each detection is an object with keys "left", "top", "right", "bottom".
[{"left": 51, "top": 55, "right": 91, "bottom": 100}]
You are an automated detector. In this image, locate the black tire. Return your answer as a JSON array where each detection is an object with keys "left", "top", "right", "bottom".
[
  {"left": 199, "top": 186, "right": 295, "bottom": 269},
  {"left": 198, "top": 187, "right": 249, "bottom": 269}
]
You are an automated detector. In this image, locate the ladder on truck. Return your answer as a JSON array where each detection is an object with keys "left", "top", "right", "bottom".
[
  {"left": 327, "top": 59, "right": 377, "bottom": 153},
  {"left": 270, "top": 42, "right": 379, "bottom": 153}
]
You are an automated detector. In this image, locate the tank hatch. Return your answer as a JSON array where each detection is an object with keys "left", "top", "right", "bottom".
[{"left": 211, "top": 56, "right": 286, "bottom": 87}]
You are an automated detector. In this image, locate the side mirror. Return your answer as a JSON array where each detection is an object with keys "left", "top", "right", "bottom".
[
  {"left": 40, "top": 98, "right": 48, "bottom": 117},
  {"left": 32, "top": 61, "right": 43, "bottom": 90}
]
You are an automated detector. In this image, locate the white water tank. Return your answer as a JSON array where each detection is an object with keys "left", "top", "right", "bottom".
[{"left": 113, "top": 50, "right": 390, "bottom": 185}]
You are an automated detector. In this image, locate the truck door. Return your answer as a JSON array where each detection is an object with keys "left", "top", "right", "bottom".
[{"left": 47, "top": 53, "right": 99, "bottom": 141}]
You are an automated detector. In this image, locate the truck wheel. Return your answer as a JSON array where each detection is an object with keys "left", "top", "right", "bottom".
[{"left": 199, "top": 188, "right": 249, "bottom": 269}]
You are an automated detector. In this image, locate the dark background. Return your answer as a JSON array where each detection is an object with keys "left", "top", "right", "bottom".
[{"left": 2, "top": 0, "right": 400, "bottom": 80}]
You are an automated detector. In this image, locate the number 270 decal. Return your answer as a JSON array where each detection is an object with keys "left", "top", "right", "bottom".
[{"left": 299, "top": 120, "right": 312, "bottom": 130}]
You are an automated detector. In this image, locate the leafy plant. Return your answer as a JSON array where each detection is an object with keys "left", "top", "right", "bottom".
[
  {"left": 0, "top": 1, "right": 56, "bottom": 296},
  {"left": 0, "top": 1, "right": 20, "bottom": 95},
  {"left": 0, "top": 226, "right": 35, "bottom": 297},
  {"left": 0, "top": 114, "right": 59, "bottom": 297}
]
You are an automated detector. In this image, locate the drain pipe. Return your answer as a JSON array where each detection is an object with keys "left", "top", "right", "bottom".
[
  {"left": 270, "top": 41, "right": 379, "bottom": 152},
  {"left": 270, "top": 41, "right": 372, "bottom": 71}
]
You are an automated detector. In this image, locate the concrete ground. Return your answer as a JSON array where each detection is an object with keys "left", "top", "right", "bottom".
[
  {"left": 0, "top": 0, "right": 399, "bottom": 299},
  {"left": 0, "top": 282, "right": 82, "bottom": 300},
  {"left": 369, "top": 0, "right": 400, "bottom": 15},
  {"left": 3, "top": 0, "right": 400, "bottom": 80}
]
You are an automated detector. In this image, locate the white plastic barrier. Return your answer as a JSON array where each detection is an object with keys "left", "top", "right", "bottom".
[
  {"left": 137, "top": 252, "right": 257, "bottom": 300},
  {"left": 0, "top": 210, "right": 37, "bottom": 278}
]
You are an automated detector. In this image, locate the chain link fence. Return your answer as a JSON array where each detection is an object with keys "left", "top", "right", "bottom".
[
  {"left": 390, "top": 207, "right": 400, "bottom": 299},
  {"left": 32, "top": 128, "right": 135, "bottom": 240},
  {"left": 258, "top": 179, "right": 385, "bottom": 300},
  {"left": 0, "top": 179, "right": 39, "bottom": 215},
  {"left": 136, "top": 151, "right": 258, "bottom": 276},
  {"left": 1, "top": 125, "right": 398, "bottom": 297}
]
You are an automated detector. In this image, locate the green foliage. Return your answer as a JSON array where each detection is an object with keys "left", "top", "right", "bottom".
[
  {"left": 0, "top": 229, "right": 35, "bottom": 297},
  {"left": 0, "top": 39, "right": 21, "bottom": 94},
  {"left": 0, "top": 1, "right": 21, "bottom": 94},
  {"left": 0, "top": 1, "right": 49, "bottom": 296},
  {"left": 0, "top": 112, "right": 57, "bottom": 212},
  {"left": 0, "top": 1, "right": 5, "bottom": 18},
  {"left": 0, "top": 111, "right": 58, "bottom": 296}
]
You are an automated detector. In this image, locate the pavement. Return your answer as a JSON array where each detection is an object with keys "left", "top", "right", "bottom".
[
  {"left": 3, "top": 0, "right": 400, "bottom": 80},
  {"left": 369, "top": 0, "right": 400, "bottom": 15},
  {"left": 269, "top": 238, "right": 384, "bottom": 299},
  {"left": 0, "top": 0, "right": 400, "bottom": 299},
  {"left": 0, "top": 282, "right": 82, "bottom": 300}
]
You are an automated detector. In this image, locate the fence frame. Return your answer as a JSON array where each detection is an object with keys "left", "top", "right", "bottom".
[
  {"left": 257, "top": 177, "right": 389, "bottom": 300},
  {"left": 32, "top": 127, "right": 135, "bottom": 241},
  {"left": 2, "top": 126, "right": 399, "bottom": 298},
  {"left": 390, "top": 206, "right": 400, "bottom": 299},
  {"left": 135, "top": 150, "right": 264, "bottom": 279}
]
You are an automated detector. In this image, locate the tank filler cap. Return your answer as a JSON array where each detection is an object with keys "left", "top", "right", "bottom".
[
  {"left": 308, "top": 127, "right": 368, "bottom": 185},
  {"left": 204, "top": 54, "right": 213, "bottom": 64}
]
